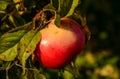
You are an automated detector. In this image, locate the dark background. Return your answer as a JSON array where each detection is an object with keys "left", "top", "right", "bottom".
[{"left": 86, "top": 0, "right": 120, "bottom": 53}]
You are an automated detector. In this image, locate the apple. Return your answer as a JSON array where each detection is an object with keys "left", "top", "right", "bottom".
[{"left": 34, "top": 18, "right": 85, "bottom": 69}]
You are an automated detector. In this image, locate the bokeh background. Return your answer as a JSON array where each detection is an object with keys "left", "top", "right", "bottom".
[{"left": 75, "top": 0, "right": 120, "bottom": 79}]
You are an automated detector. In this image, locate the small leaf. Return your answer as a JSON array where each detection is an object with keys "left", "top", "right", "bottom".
[
  {"left": 0, "top": 44, "right": 17, "bottom": 61},
  {"left": 62, "top": 70, "right": 74, "bottom": 79},
  {"left": 51, "top": 0, "right": 79, "bottom": 17},
  {"left": 59, "top": 0, "right": 73, "bottom": 17},
  {"left": 75, "top": 55, "right": 87, "bottom": 67},
  {"left": 8, "top": 14, "right": 26, "bottom": 27},
  {"left": 51, "top": 0, "right": 59, "bottom": 10},
  {"left": 32, "top": 68, "right": 46, "bottom": 79},
  {"left": 8, "top": 15, "right": 16, "bottom": 27},
  {"left": 0, "top": 30, "right": 26, "bottom": 61},
  {"left": 34, "top": 73, "right": 46, "bottom": 79},
  {"left": 19, "top": 73, "right": 28, "bottom": 79},
  {"left": 17, "top": 30, "right": 41, "bottom": 68},
  {"left": 13, "top": 0, "right": 21, "bottom": 3},
  {"left": 0, "top": 0, "right": 11, "bottom": 10},
  {"left": 50, "top": 0, "right": 79, "bottom": 27},
  {"left": 65, "top": 0, "right": 79, "bottom": 17}
]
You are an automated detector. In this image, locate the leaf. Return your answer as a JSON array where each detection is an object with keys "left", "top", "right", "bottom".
[
  {"left": 33, "top": 72, "right": 46, "bottom": 79},
  {"left": 17, "top": 30, "right": 41, "bottom": 68},
  {"left": 59, "top": 0, "right": 73, "bottom": 17},
  {"left": 62, "top": 70, "right": 74, "bottom": 79},
  {"left": 75, "top": 55, "right": 88, "bottom": 67},
  {"left": 8, "top": 14, "right": 26, "bottom": 27},
  {"left": 51, "top": 0, "right": 59, "bottom": 10},
  {"left": 0, "top": 44, "right": 17, "bottom": 61},
  {"left": 65, "top": 0, "right": 79, "bottom": 17},
  {"left": 0, "top": 0, "right": 11, "bottom": 10},
  {"left": 19, "top": 73, "right": 28, "bottom": 79},
  {"left": 8, "top": 15, "right": 16, "bottom": 27},
  {"left": 0, "top": 30, "right": 26, "bottom": 61},
  {"left": 32, "top": 68, "right": 46, "bottom": 79},
  {"left": 51, "top": 0, "right": 79, "bottom": 17},
  {"left": 51, "top": 0, "right": 79, "bottom": 27}
]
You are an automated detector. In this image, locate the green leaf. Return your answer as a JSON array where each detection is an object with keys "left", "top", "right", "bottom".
[
  {"left": 0, "top": 30, "right": 26, "bottom": 61},
  {"left": 62, "top": 70, "right": 74, "bottom": 79},
  {"left": 8, "top": 15, "right": 17, "bottom": 27},
  {"left": 51, "top": 0, "right": 79, "bottom": 27},
  {"left": 34, "top": 73, "right": 46, "bottom": 79},
  {"left": 51, "top": 0, "right": 59, "bottom": 10},
  {"left": 65, "top": 0, "right": 79, "bottom": 17},
  {"left": 0, "top": 44, "right": 17, "bottom": 61},
  {"left": 51, "top": 0, "right": 72, "bottom": 17},
  {"left": 8, "top": 15, "right": 26, "bottom": 27},
  {"left": 59, "top": 0, "right": 73, "bottom": 17},
  {"left": 19, "top": 73, "right": 28, "bottom": 79},
  {"left": 17, "top": 30, "right": 41, "bottom": 68},
  {"left": 0, "top": 0, "right": 11, "bottom": 10},
  {"left": 52, "top": 0, "right": 79, "bottom": 17},
  {"left": 75, "top": 55, "right": 88, "bottom": 67},
  {"left": 32, "top": 68, "right": 46, "bottom": 79}
]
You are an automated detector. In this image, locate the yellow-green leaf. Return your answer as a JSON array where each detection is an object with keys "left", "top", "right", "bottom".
[
  {"left": 18, "top": 30, "right": 41, "bottom": 67},
  {"left": 0, "top": 30, "right": 26, "bottom": 61}
]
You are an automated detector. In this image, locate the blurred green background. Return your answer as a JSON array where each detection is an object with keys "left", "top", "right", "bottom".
[
  {"left": 86, "top": 0, "right": 120, "bottom": 52},
  {"left": 77, "top": 0, "right": 120, "bottom": 79}
]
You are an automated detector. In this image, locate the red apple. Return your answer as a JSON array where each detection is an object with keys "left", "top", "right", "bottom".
[{"left": 34, "top": 18, "right": 85, "bottom": 69}]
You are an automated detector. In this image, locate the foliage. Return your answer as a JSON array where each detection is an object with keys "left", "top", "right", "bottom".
[{"left": 0, "top": 0, "right": 120, "bottom": 79}]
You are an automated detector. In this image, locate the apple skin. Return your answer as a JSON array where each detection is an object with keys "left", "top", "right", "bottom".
[{"left": 34, "top": 18, "right": 85, "bottom": 69}]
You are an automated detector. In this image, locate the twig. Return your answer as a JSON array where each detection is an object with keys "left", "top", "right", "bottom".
[
  {"left": 58, "top": 0, "right": 61, "bottom": 13},
  {"left": 5, "top": 22, "right": 32, "bottom": 33},
  {"left": 6, "top": 63, "right": 11, "bottom": 79},
  {"left": 0, "top": 67, "right": 7, "bottom": 70},
  {"left": 74, "top": 12, "right": 91, "bottom": 41}
]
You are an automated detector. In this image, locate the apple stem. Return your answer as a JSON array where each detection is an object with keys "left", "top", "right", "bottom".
[{"left": 33, "top": 10, "right": 54, "bottom": 30}]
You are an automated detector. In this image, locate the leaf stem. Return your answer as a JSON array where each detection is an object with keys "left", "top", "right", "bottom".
[
  {"left": 58, "top": 0, "right": 61, "bottom": 13},
  {"left": 74, "top": 12, "right": 91, "bottom": 41},
  {"left": 6, "top": 62, "right": 11, "bottom": 79},
  {"left": 5, "top": 22, "right": 32, "bottom": 33}
]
